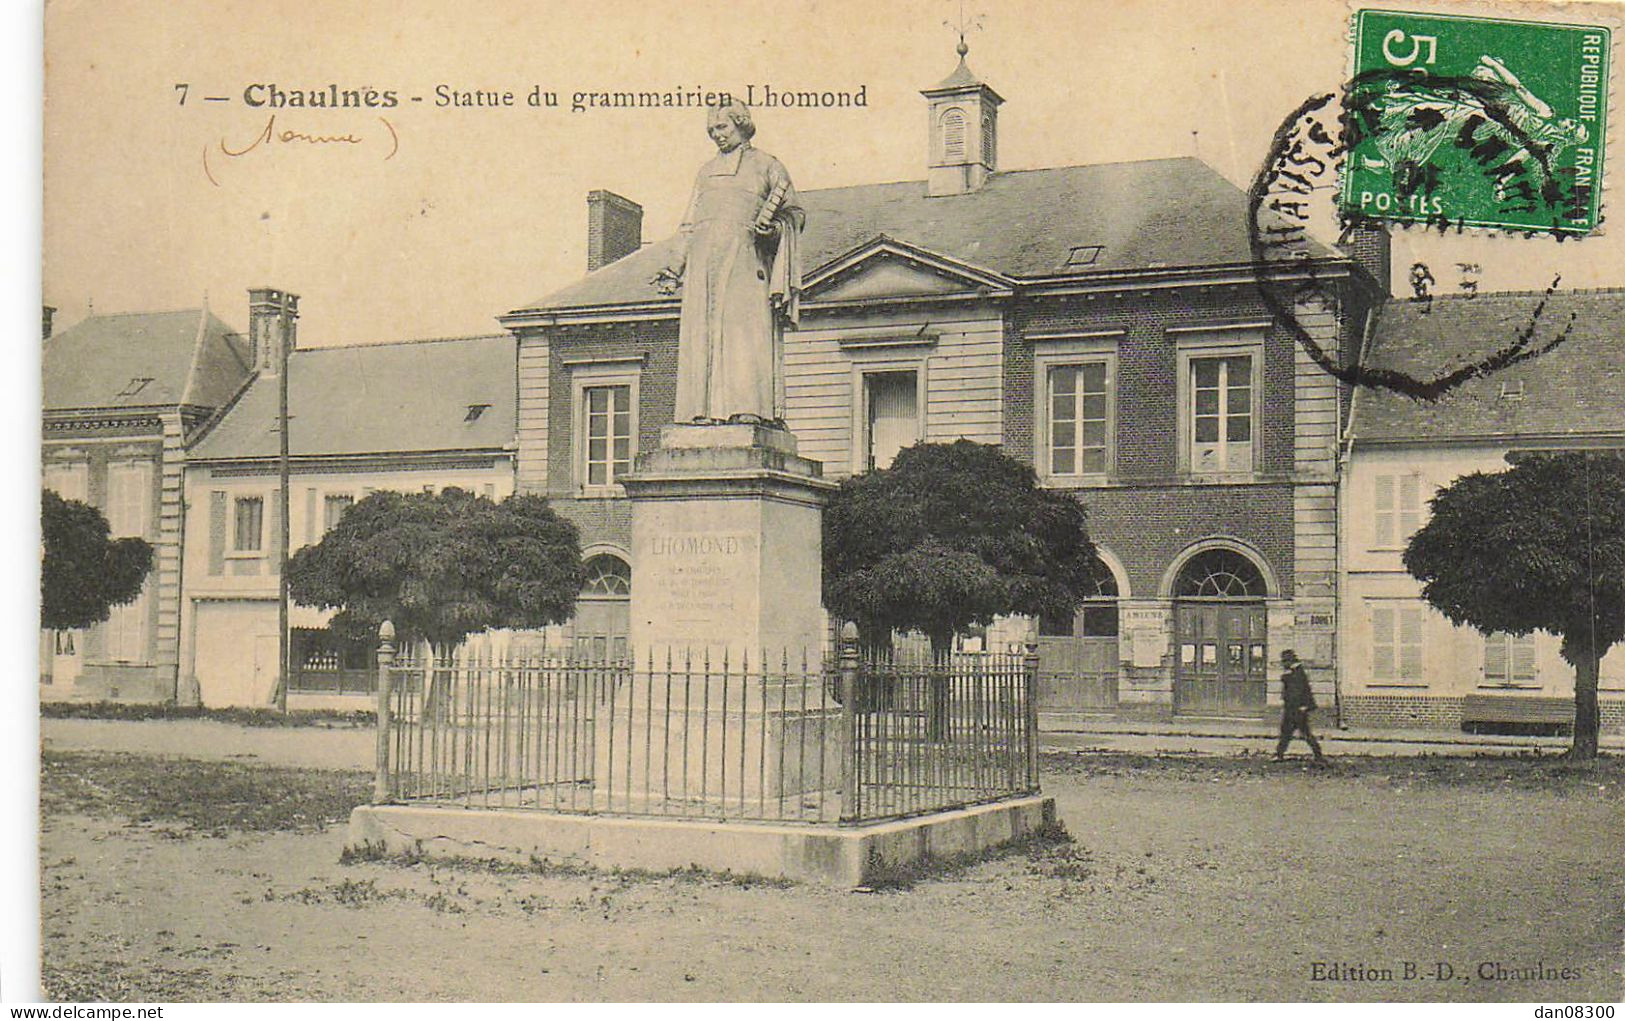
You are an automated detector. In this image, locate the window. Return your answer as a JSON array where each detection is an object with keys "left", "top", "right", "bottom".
[
  {"left": 584, "top": 384, "right": 633, "bottom": 486},
  {"left": 114, "top": 377, "right": 153, "bottom": 398},
  {"left": 1371, "top": 603, "right": 1425, "bottom": 683},
  {"left": 581, "top": 554, "right": 631, "bottom": 597},
  {"left": 43, "top": 461, "right": 89, "bottom": 503},
  {"left": 233, "top": 496, "right": 265, "bottom": 553},
  {"left": 569, "top": 362, "right": 641, "bottom": 494},
  {"left": 323, "top": 494, "right": 354, "bottom": 533},
  {"left": 1047, "top": 363, "right": 1110, "bottom": 477},
  {"left": 1174, "top": 548, "right": 1269, "bottom": 599},
  {"left": 1373, "top": 473, "right": 1424, "bottom": 547},
  {"left": 981, "top": 113, "right": 996, "bottom": 166},
  {"left": 104, "top": 462, "right": 151, "bottom": 539},
  {"left": 1174, "top": 329, "right": 1265, "bottom": 478},
  {"left": 104, "top": 590, "right": 146, "bottom": 663},
  {"left": 941, "top": 107, "right": 966, "bottom": 161},
  {"left": 1484, "top": 631, "right": 1537, "bottom": 686},
  {"left": 1190, "top": 355, "right": 1253, "bottom": 474}
]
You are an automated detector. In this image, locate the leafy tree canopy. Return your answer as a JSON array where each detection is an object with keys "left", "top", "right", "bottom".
[
  {"left": 1404, "top": 452, "right": 1624, "bottom": 758},
  {"left": 823, "top": 440, "right": 1100, "bottom": 651},
  {"left": 41, "top": 490, "right": 153, "bottom": 631},
  {"left": 1404, "top": 453, "right": 1624, "bottom": 663},
  {"left": 287, "top": 488, "right": 586, "bottom": 651}
]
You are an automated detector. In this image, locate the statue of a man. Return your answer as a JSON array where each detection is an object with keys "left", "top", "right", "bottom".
[{"left": 657, "top": 100, "right": 804, "bottom": 425}]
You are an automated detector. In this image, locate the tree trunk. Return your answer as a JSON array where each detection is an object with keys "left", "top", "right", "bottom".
[
  {"left": 927, "top": 628, "right": 953, "bottom": 741},
  {"left": 1570, "top": 650, "right": 1601, "bottom": 760}
]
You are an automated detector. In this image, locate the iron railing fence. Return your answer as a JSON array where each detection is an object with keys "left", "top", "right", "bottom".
[{"left": 370, "top": 627, "right": 1039, "bottom": 826}]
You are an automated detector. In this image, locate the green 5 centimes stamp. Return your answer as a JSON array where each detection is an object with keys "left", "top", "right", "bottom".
[{"left": 1343, "top": 9, "right": 1610, "bottom": 234}]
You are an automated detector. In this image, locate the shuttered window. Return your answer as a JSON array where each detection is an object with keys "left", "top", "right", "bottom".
[
  {"left": 1371, "top": 603, "right": 1425, "bottom": 682},
  {"left": 1483, "top": 632, "right": 1538, "bottom": 686},
  {"left": 1373, "top": 473, "right": 1424, "bottom": 547},
  {"left": 105, "top": 462, "right": 151, "bottom": 539},
  {"left": 43, "top": 462, "right": 89, "bottom": 503}
]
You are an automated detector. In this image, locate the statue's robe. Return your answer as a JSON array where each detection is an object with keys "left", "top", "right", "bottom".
[{"left": 673, "top": 144, "right": 803, "bottom": 422}]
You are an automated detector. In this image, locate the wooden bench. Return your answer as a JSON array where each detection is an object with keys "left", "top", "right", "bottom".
[{"left": 1462, "top": 694, "right": 1573, "bottom": 734}]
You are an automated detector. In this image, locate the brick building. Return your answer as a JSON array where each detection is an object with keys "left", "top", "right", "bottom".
[
  {"left": 499, "top": 50, "right": 1385, "bottom": 718},
  {"left": 1339, "top": 289, "right": 1625, "bottom": 732},
  {"left": 41, "top": 302, "right": 254, "bottom": 701}
]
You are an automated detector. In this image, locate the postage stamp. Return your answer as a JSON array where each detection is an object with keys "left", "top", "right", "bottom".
[{"left": 1341, "top": 8, "right": 1611, "bottom": 234}]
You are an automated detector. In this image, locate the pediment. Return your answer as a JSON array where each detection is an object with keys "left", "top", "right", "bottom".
[{"left": 804, "top": 239, "right": 1013, "bottom": 304}]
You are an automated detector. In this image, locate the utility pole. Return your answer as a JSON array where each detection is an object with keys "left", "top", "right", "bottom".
[{"left": 275, "top": 301, "right": 291, "bottom": 713}]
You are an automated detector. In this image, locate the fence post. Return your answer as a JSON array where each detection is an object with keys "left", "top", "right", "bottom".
[
  {"left": 374, "top": 620, "right": 396, "bottom": 804},
  {"left": 839, "top": 621, "right": 859, "bottom": 821},
  {"left": 1023, "top": 640, "right": 1040, "bottom": 793}
]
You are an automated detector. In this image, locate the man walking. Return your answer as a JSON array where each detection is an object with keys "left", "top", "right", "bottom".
[{"left": 1274, "top": 649, "right": 1327, "bottom": 763}]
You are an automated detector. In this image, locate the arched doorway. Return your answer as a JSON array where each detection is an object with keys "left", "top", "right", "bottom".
[
  {"left": 573, "top": 552, "right": 630, "bottom": 661},
  {"left": 1171, "top": 546, "right": 1270, "bottom": 715},
  {"left": 1035, "top": 553, "right": 1122, "bottom": 711}
]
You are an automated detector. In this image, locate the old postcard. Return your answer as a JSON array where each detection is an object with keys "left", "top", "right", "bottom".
[{"left": 20, "top": 0, "right": 1625, "bottom": 1006}]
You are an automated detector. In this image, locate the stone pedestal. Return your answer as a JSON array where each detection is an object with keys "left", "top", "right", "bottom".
[
  {"left": 621, "top": 423, "right": 835, "bottom": 665},
  {"left": 614, "top": 423, "right": 840, "bottom": 809}
]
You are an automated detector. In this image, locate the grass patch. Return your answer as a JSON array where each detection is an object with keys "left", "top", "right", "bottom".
[
  {"left": 41, "top": 750, "right": 371, "bottom": 835},
  {"left": 858, "top": 819, "right": 1076, "bottom": 891},
  {"left": 41, "top": 701, "right": 375, "bottom": 728},
  {"left": 341, "top": 839, "right": 795, "bottom": 889},
  {"left": 1040, "top": 749, "right": 1623, "bottom": 791}
]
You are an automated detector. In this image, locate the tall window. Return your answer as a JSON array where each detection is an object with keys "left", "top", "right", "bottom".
[
  {"left": 104, "top": 593, "right": 146, "bottom": 662},
  {"left": 323, "top": 494, "right": 354, "bottom": 533},
  {"left": 43, "top": 462, "right": 89, "bottom": 503},
  {"left": 1371, "top": 603, "right": 1425, "bottom": 683},
  {"left": 233, "top": 496, "right": 265, "bottom": 552},
  {"left": 1484, "top": 631, "right": 1537, "bottom": 686},
  {"left": 105, "top": 462, "right": 151, "bottom": 539},
  {"left": 1048, "top": 363, "right": 1109, "bottom": 477},
  {"left": 1373, "top": 473, "right": 1424, "bottom": 547},
  {"left": 584, "top": 384, "right": 632, "bottom": 486},
  {"left": 1190, "top": 355, "right": 1253, "bottom": 474}
]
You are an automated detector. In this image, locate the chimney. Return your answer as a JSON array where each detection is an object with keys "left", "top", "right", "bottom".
[
  {"left": 922, "top": 41, "right": 1004, "bottom": 198},
  {"left": 247, "top": 288, "right": 300, "bottom": 375},
  {"left": 42, "top": 305, "right": 55, "bottom": 341},
  {"left": 586, "top": 190, "right": 643, "bottom": 272},
  {"left": 1338, "top": 223, "right": 1392, "bottom": 295}
]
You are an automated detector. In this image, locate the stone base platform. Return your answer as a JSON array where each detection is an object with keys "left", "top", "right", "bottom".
[{"left": 346, "top": 796, "right": 1057, "bottom": 887}]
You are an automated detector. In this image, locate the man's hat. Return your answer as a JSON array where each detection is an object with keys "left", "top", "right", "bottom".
[{"left": 1281, "top": 649, "right": 1299, "bottom": 663}]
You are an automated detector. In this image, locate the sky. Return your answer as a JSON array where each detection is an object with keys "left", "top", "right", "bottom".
[{"left": 42, "top": 0, "right": 1625, "bottom": 347}]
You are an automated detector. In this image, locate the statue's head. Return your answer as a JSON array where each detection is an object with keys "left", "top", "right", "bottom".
[{"left": 706, "top": 99, "right": 755, "bottom": 153}]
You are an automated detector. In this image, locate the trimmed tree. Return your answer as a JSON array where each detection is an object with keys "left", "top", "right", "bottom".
[
  {"left": 823, "top": 440, "right": 1101, "bottom": 658},
  {"left": 41, "top": 489, "right": 153, "bottom": 631},
  {"left": 287, "top": 488, "right": 586, "bottom": 657},
  {"left": 1404, "top": 452, "right": 1625, "bottom": 759}
]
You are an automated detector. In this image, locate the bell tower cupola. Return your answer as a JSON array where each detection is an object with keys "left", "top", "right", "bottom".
[{"left": 921, "top": 38, "right": 1003, "bottom": 197}]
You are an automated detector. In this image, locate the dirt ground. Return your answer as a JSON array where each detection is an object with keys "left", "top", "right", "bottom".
[{"left": 38, "top": 749, "right": 1625, "bottom": 1002}]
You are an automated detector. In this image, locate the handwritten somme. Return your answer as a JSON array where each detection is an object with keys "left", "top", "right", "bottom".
[{"left": 202, "top": 114, "right": 399, "bottom": 186}]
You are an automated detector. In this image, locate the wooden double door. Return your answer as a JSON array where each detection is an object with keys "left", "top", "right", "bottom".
[{"left": 1173, "top": 601, "right": 1267, "bottom": 716}]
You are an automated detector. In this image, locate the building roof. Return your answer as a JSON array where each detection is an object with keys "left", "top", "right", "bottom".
[
  {"left": 42, "top": 308, "right": 251, "bottom": 412},
  {"left": 1352, "top": 289, "right": 1625, "bottom": 443},
  {"left": 188, "top": 334, "right": 516, "bottom": 460},
  {"left": 515, "top": 156, "right": 1338, "bottom": 313}
]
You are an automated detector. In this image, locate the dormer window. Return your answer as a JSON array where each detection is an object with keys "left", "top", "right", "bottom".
[
  {"left": 1065, "top": 245, "right": 1103, "bottom": 267},
  {"left": 115, "top": 377, "right": 153, "bottom": 398},
  {"left": 465, "top": 403, "right": 492, "bottom": 421}
]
